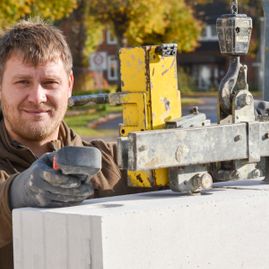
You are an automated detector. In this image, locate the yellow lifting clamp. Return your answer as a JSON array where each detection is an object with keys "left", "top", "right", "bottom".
[{"left": 119, "top": 44, "right": 181, "bottom": 188}]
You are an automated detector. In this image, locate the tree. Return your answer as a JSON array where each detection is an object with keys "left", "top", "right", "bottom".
[
  {"left": 57, "top": 0, "right": 103, "bottom": 90},
  {"left": 0, "top": 0, "right": 77, "bottom": 28},
  {"left": 89, "top": 0, "right": 203, "bottom": 52},
  {"left": 139, "top": 0, "right": 203, "bottom": 52}
]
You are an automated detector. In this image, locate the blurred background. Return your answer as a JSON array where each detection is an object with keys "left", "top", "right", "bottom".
[{"left": 0, "top": 0, "right": 263, "bottom": 140}]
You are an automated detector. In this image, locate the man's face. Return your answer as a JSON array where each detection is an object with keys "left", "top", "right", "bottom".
[{"left": 0, "top": 52, "right": 73, "bottom": 142}]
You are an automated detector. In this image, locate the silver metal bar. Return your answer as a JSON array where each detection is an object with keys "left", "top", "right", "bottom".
[
  {"left": 123, "top": 121, "right": 269, "bottom": 171},
  {"left": 127, "top": 123, "right": 249, "bottom": 170},
  {"left": 68, "top": 94, "right": 109, "bottom": 107}
]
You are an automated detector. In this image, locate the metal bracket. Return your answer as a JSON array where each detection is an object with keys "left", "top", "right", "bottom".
[
  {"left": 169, "top": 165, "right": 212, "bottom": 193},
  {"left": 165, "top": 112, "right": 210, "bottom": 129}
]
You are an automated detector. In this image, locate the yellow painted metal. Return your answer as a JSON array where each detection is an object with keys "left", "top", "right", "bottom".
[
  {"left": 119, "top": 92, "right": 149, "bottom": 135},
  {"left": 119, "top": 45, "right": 181, "bottom": 188},
  {"left": 148, "top": 48, "right": 181, "bottom": 129}
]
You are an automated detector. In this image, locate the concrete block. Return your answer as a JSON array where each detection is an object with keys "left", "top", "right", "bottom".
[{"left": 13, "top": 179, "right": 269, "bottom": 269}]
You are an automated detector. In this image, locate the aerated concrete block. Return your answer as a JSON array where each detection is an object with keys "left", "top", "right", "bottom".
[{"left": 13, "top": 179, "right": 269, "bottom": 269}]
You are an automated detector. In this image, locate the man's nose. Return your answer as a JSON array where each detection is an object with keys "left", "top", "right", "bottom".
[{"left": 28, "top": 84, "right": 47, "bottom": 104}]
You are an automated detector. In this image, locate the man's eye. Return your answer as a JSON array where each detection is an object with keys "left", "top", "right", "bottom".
[
  {"left": 16, "top": 80, "right": 30, "bottom": 85},
  {"left": 43, "top": 81, "right": 59, "bottom": 88}
]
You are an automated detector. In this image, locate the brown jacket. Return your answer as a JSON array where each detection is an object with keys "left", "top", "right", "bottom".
[{"left": 0, "top": 120, "right": 133, "bottom": 269}]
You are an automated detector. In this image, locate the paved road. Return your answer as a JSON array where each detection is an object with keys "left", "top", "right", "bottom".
[
  {"left": 96, "top": 96, "right": 218, "bottom": 132},
  {"left": 183, "top": 96, "right": 218, "bottom": 123}
]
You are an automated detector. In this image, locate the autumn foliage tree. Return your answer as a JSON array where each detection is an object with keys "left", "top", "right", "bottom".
[
  {"left": 89, "top": 0, "right": 202, "bottom": 53},
  {"left": 0, "top": 0, "right": 77, "bottom": 28}
]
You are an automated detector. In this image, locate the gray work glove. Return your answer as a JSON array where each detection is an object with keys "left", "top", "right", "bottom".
[{"left": 9, "top": 147, "right": 102, "bottom": 209}]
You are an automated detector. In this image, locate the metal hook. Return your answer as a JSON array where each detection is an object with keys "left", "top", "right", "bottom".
[{"left": 231, "top": 0, "right": 238, "bottom": 15}]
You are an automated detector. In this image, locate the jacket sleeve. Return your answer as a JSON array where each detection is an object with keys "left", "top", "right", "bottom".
[
  {"left": 86, "top": 140, "right": 123, "bottom": 197},
  {"left": 0, "top": 171, "right": 14, "bottom": 248}
]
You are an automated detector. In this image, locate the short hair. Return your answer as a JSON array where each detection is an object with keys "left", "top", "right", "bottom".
[{"left": 0, "top": 18, "right": 73, "bottom": 81}]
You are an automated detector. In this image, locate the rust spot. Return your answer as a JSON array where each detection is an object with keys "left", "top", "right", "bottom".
[
  {"left": 136, "top": 174, "right": 144, "bottom": 183},
  {"left": 169, "top": 57, "right": 176, "bottom": 70},
  {"left": 121, "top": 80, "right": 125, "bottom": 87},
  {"left": 161, "top": 69, "right": 169, "bottom": 76},
  {"left": 163, "top": 98, "right": 170, "bottom": 111}
]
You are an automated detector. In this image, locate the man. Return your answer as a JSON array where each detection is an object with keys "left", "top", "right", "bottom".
[{"left": 0, "top": 19, "right": 131, "bottom": 268}]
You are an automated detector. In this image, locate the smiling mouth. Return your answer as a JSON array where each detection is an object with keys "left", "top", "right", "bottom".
[
  {"left": 22, "top": 108, "right": 51, "bottom": 116},
  {"left": 24, "top": 109, "right": 49, "bottom": 113}
]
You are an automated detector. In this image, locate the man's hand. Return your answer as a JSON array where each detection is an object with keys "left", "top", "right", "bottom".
[{"left": 9, "top": 147, "right": 102, "bottom": 208}]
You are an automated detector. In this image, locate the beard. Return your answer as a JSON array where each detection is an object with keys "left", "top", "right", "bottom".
[{"left": 1, "top": 97, "right": 68, "bottom": 142}]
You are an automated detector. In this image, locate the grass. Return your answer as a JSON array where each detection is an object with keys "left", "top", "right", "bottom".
[
  {"left": 65, "top": 95, "right": 211, "bottom": 138},
  {"left": 65, "top": 114, "right": 119, "bottom": 138},
  {"left": 64, "top": 105, "right": 121, "bottom": 138}
]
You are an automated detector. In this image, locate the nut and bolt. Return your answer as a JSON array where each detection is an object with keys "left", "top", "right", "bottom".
[
  {"left": 231, "top": 170, "right": 240, "bottom": 179},
  {"left": 251, "top": 169, "right": 261, "bottom": 178},
  {"left": 265, "top": 132, "right": 269, "bottom": 139},
  {"left": 234, "top": 135, "right": 242, "bottom": 142},
  {"left": 191, "top": 173, "right": 213, "bottom": 191},
  {"left": 175, "top": 144, "right": 189, "bottom": 163},
  {"left": 238, "top": 94, "right": 253, "bottom": 108},
  {"left": 192, "top": 106, "right": 199, "bottom": 115}
]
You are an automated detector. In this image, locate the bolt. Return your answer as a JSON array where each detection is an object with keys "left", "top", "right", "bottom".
[
  {"left": 175, "top": 146, "right": 182, "bottom": 163},
  {"left": 191, "top": 173, "right": 213, "bottom": 191},
  {"left": 200, "top": 173, "right": 213, "bottom": 190},
  {"left": 175, "top": 144, "right": 189, "bottom": 163},
  {"left": 238, "top": 94, "right": 253, "bottom": 108},
  {"left": 231, "top": 170, "right": 240, "bottom": 179},
  {"left": 234, "top": 135, "right": 242, "bottom": 142},
  {"left": 251, "top": 169, "right": 261, "bottom": 178},
  {"left": 192, "top": 106, "right": 199, "bottom": 115}
]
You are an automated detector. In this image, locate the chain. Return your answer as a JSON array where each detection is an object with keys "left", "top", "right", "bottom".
[{"left": 231, "top": 0, "right": 238, "bottom": 15}]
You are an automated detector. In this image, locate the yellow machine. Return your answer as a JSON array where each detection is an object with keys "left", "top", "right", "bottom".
[{"left": 118, "top": 44, "right": 181, "bottom": 188}]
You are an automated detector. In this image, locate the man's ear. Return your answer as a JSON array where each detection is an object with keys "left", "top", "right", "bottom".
[{"left": 67, "top": 71, "right": 74, "bottom": 98}]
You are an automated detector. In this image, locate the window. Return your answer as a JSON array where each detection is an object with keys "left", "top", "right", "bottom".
[
  {"left": 198, "top": 65, "right": 211, "bottom": 90},
  {"left": 106, "top": 30, "right": 118, "bottom": 45},
  {"left": 107, "top": 55, "right": 118, "bottom": 81},
  {"left": 210, "top": 25, "right": 217, "bottom": 37},
  {"left": 200, "top": 25, "right": 218, "bottom": 41}
]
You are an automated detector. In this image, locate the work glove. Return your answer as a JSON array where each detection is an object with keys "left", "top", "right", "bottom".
[{"left": 9, "top": 146, "right": 102, "bottom": 209}]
